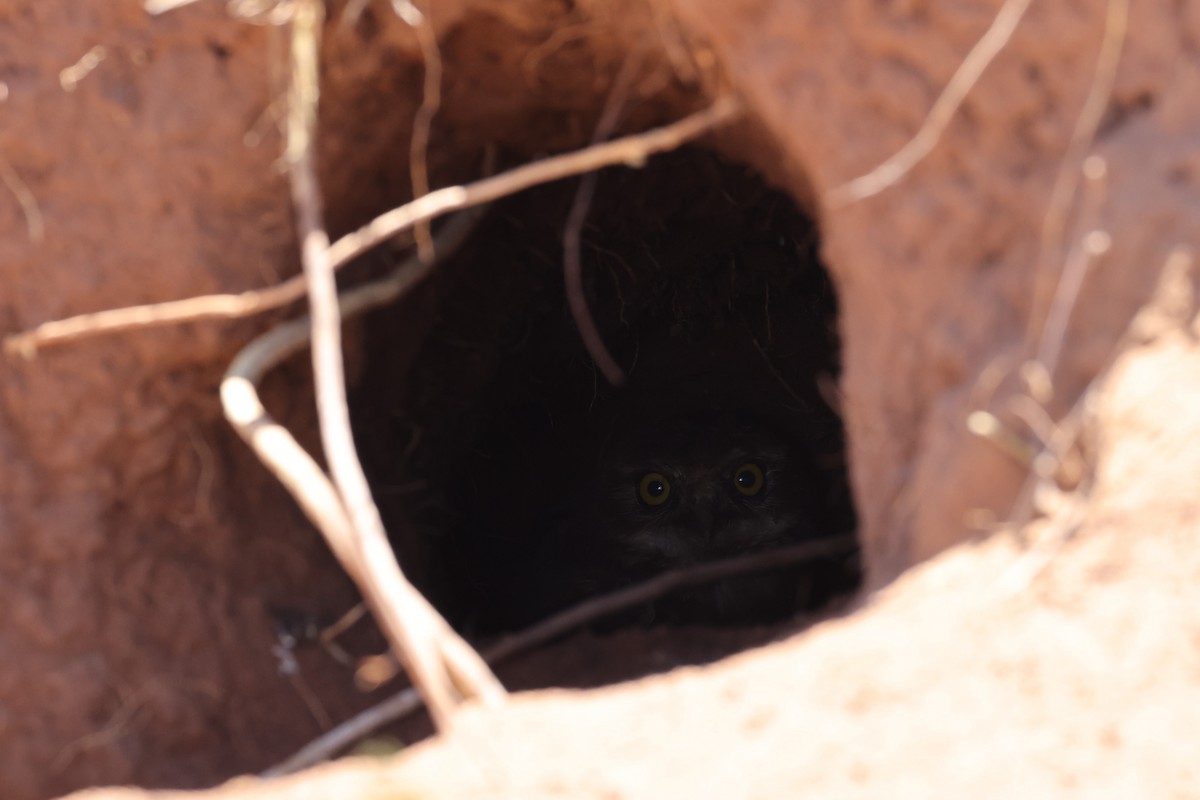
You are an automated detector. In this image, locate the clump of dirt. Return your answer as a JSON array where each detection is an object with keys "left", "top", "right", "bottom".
[{"left": 1, "top": 0, "right": 1198, "bottom": 799}]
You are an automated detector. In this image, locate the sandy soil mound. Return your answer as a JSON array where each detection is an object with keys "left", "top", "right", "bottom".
[{"left": 70, "top": 316, "right": 1200, "bottom": 798}]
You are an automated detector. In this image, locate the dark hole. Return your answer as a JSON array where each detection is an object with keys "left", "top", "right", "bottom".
[{"left": 352, "top": 146, "right": 859, "bottom": 641}]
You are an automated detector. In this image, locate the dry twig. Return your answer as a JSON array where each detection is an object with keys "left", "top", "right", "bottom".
[
  {"left": 825, "top": 0, "right": 1034, "bottom": 208},
  {"left": 8, "top": 0, "right": 744, "bottom": 737},
  {"left": 5, "top": 97, "right": 739, "bottom": 357},
  {"left": 321, "top": 94, "right": 741, "bottom": 273},
  {"left": 968, "top": 0, "right": 1130, "bottom": 565},
  {"left": 0, "top": 156, "right": 44, "bottom": 242},
  {"left": 996, "top": 246, "right": 1194, "bottom": 594},
  {"left": 53, "top": 682, "right": 153, "bottom": 771},
  {"left": 1033, "top": 228, "right": 1112, "bottom": 385},
  {"left": 272, "top": 0, "right": 501, "bottom": 729},
  {"left": 563, "top": 49, "right": 648, "bottom": 387},
  {"left": 1025, "top": 0, "right": 1130, "bottom": 356},
  {"left": 969, "top": 159, "right": 1110, "bottom": 458},
  {"left": 222, "top": 209, "right": 495, "bottom": 730},
  {"left": 263, "top": 534, "right": 858, "bottom": 776},
  {"left": 393, "top": 0, "right": 442, "bottom": 262}
]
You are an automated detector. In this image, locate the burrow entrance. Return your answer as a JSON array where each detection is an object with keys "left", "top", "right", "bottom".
[
  {"left": 10, "top": 0, "right": 1190, "bottom": 795},
  {"left": 274, "top": 0, "right": 867, "bottom": 758},
  {"left": 346, "top": 144, "right": 859, "bottom": 658},
  {"left": 293, "top": 3, "right": 865, "bottom": 676}
]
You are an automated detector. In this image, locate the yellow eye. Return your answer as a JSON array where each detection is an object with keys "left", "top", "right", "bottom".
[
  {"left": 638, "top": 472, "right": 671, "bottom": 506},
  {"left": 733, "top": 462, "right": 765, "bottom": 496}
]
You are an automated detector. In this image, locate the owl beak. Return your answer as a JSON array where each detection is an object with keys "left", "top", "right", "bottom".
[
  {"left": 686, "top": 505, "right": 720, "bottom": 550},
  {"left": 677, "top": 478, "right": 725, "bottom": 555}
]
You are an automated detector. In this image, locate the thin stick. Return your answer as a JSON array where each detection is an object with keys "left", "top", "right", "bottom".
[
  {"left": 221, "top": 213, "right": 493, "bottom": 730},
  {"left": 263, "top": 534, "right": 858, "bottom": 776},
  {"left": 4, "top": 98, "right": 739, "bottom": 357},
  {"left": 320, "top": 602, "right": 368, "bottom": 646},
  {"left": 262, "top": 687, "right": 423, "bottom": 778},
  {"left": 1034, "top": 229, "right": 1112, "bottom": 380},
  {"left": 483, "top": 535, "right": 858, "bottom": 663},
  {"left": 53, "top": 683, "right": 152, "bottom": 771},
  {"left": 824, "top": 0, "right": 1033, "bottom": 208},
  {"left": 996, "top": 474, "right": 1092, "bottom": 596},
  {"left": 563, "top": 49, "right": 647, "bottom": 387},
  {"left": 4, "top": 270, "right": 315, "bottom": 359},
  {"left": 998, "top": 244, "right": 1195, "bottom": 568},
  {"left": 287, "top": 0, "right": 445, "bottom": 715},
  {"left": 393, "top": 0, "right": 442, "bottom": 262},
  {"left": 324, "top": 95, "right": 741, "bottom": 269},
  {"left": 996, "top": 245, "right": 1194, "bottom": 595},
  {"left": 1025, "top": 0, "right": 1129, "bottom": 350},
  {"left": 968, "top": 0, "right": 1128, "bottom": 533},
  {"left": 745, "top": 323, "right": 811, "bottom": 411},
  {"left": 0, "top": 156, "right": 44, "bottom": 242},
  {"left": 1021, "top": 155, "right": 1112, "bottom": 403},
  {"left": 286, "top": 0, "right": 501, "bottom": 730},
  {"left": 143, "top": 0, "right": 202, "bottom": 13}
]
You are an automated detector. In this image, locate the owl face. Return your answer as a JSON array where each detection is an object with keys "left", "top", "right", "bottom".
[
  {"left": 593, "top": 408, "right": 817, "bottom": 575},
  {"left": 522, "top": 405, "right": 827, "bottom": 626}
]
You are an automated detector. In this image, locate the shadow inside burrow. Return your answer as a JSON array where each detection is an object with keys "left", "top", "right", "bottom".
[{"left": 348, "top": 147, "right": 860, "bottom": 652}]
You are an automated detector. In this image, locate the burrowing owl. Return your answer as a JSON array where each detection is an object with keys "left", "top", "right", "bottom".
[{"left": 534, "top": 405, "right": 829, "bottom": 624}]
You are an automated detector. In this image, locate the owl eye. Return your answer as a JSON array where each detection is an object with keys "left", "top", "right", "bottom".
[
  {"left": 638, "top": 472, "right": 671, "bottom": 507},
  {"left": 733, "top": 462, "right": 765, "bottom": 496}
]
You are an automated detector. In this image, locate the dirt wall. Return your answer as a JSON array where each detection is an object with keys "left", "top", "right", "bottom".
[
  {"left": 1, "top": 5, "right": 369, "bottom": 798},
  {"left": 675, "top": 0, "right": 1200, "bottom": 575},
  {"left": 1, "top": 0, "right": 1197, "bottom": 798}
]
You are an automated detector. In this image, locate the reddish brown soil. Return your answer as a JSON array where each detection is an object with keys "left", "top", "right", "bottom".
[
  {"left": 67, "top": 321, "right": 1200, "bottom": 798},
  {"left": 1, "top": 0, "right": 1197, "bottom": 798}
]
